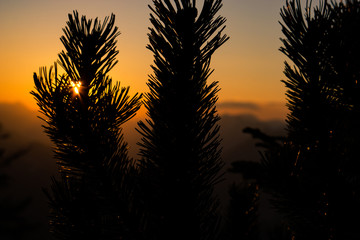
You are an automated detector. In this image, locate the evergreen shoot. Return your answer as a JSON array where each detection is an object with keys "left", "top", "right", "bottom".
[
  {"left": 31, "top": 11, "right": 142, "bottom": 239},
  {"left": 137, "top": 0, "right": 228, "bottom": 239},
  {"left": 273, "top": 0, "right": 360, "bottom": 238}
]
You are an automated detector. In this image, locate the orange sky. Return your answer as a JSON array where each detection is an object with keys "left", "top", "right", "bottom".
[{"left": 0, "top": 0, "right": 300, "bottom": 119}]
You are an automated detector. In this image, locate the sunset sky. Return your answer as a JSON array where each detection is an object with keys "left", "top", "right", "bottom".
[{"left": 0, "top": 0, "right": 308, "bottom": 119}]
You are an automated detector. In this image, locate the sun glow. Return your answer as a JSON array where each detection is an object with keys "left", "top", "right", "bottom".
[{"left": 71, "top": 81, "right": 81, "bottom": 94}]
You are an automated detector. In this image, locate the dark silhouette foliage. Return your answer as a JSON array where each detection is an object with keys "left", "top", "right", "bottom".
[
  {"left": 232, "top": 1, "right": 360, "bottom": 239},
  {"left": 226, "top": 128, "right": 285, "bottom": 240},
  {"left": 31, "top": 11, "right": 141, "bottom": 239},
  {"left": 253, "top": 0, "right": 360, "bottom": 239},
  {"left": 224, "top": 177, "right": 259, "bottom": 240},
  {"left": 0, "top": 124, "right": 32, "bottom": 239},
  {"left": 136, "top": 0, "right": 228, "bottom": 239}
]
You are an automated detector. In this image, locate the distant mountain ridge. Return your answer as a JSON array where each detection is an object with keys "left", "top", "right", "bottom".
[
  {"left": 0, "top": 101, "right": 286, "bottom": 179},
  {"left": 0, "top": 101, "right": 286, "bottom": 178}
]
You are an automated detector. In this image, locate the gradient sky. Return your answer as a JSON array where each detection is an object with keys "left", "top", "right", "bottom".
[{"left": 0, "top": 0, "right": 307, "bottom": 117}]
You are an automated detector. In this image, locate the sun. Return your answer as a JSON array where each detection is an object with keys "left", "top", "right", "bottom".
[{"left": 71, "top": 81, "right": 81, "bottom": 94}]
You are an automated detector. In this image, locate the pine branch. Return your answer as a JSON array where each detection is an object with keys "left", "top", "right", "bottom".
[
  {"left": 31, "top": 11, "right": 142, "bottom": 239},
  {"left": 137, "top": 1, "right": 228, "bottom": 240}
]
